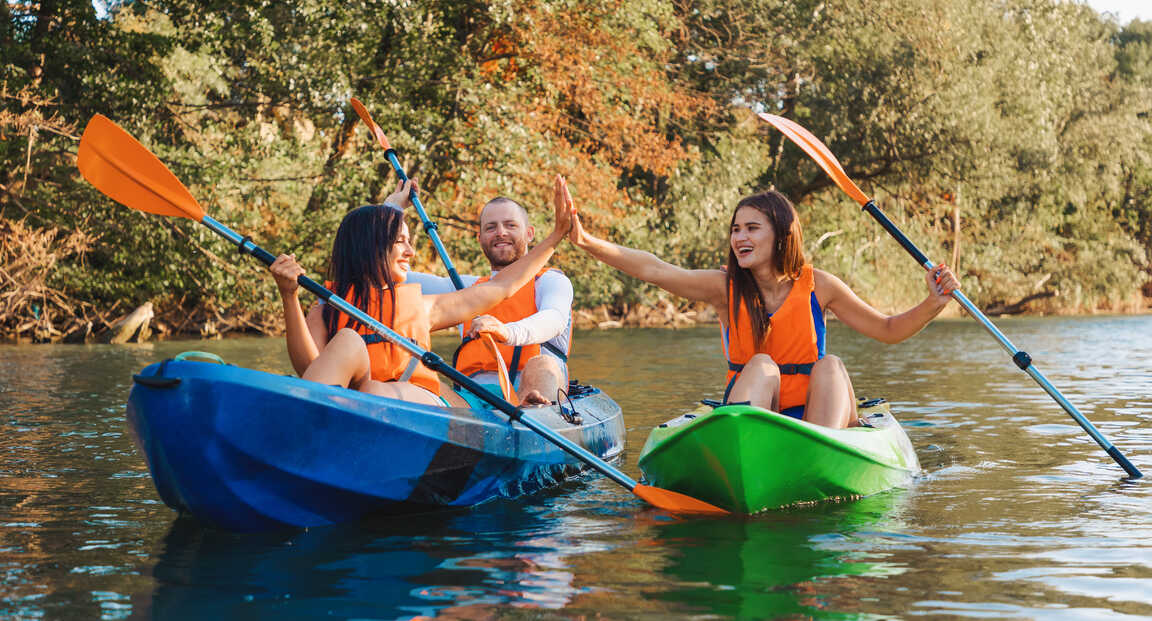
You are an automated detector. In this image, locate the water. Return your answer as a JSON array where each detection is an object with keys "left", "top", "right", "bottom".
[{"left": 1, "top": 317, "right": 1149, "bottom": 619}]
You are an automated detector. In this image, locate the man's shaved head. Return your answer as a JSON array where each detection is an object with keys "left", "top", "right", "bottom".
[{"left": 479, "top": 197, "right": 530, "bottom": 228}]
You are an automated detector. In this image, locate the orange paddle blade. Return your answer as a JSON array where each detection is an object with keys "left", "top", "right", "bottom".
[
  {"left": 633, "top": 484, "right": 730, "bottom": 516},
  {"left": 479, "top": 332, "right": 519, "bottom": 404},
  {"left": 77, "top": 114, "right": 205, "bottom": 221},
  {"left": 757, "top": 113, "right": 871, "bottom": 207},
  {"left": 349, "top": 98, "right": 392, "bottom": 151}
]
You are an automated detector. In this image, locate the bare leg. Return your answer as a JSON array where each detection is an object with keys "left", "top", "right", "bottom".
[
  {"left": 301, "top": 328, "right": 371, "bottom": 387},
  {"left": 726, "top": 353, "right": 781, "bottom": 411},
  {"left": 516, "top": 355, "right": 566, "bottom": 406},
  {"left": 360, "top": 380, "right": 446, "bottom": 407},
  {"left": 803, "top": 355, "right": 856, "bottom": 429},
  {"left": 302, "top": 328, "right": 450, "bottom": 407},
  {"left": 441, "top": 388, "right": 470, "bottom": 408}
]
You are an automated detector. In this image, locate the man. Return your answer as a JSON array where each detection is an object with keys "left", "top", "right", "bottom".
[{"left": 405, "top": 196, "right": 573, "bottom": 407}]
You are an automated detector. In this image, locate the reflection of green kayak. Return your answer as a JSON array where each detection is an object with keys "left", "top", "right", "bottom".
[{"left": 638, "top": 399, "right": 919, "bottom": 514}]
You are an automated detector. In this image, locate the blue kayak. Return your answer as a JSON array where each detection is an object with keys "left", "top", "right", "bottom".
[{"left": 126, "top": 355, "right": 625, "bottom": 531}]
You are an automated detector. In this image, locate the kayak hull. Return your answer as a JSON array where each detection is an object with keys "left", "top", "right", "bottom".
[
  {"left": 638, "top": 402, "right": 919, "bottom": 514},
  {"left": 127, "top": 359, "right": 625, "bottom": 531}
]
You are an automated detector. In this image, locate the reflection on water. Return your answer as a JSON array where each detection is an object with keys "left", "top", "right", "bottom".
[
  {"left": 1, "top": 316, "right": 1150, "bottom": 619},
  {"left": 649, "top": 492, "right": 909, "bottom": 619}
]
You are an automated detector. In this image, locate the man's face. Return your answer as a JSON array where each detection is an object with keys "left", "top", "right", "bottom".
[{"left": 478, "top": 201, "right": 534, "bottom": 268}]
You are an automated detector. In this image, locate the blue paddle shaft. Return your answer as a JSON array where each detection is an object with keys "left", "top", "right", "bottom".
[
  {"left": 199, "top": 215, "right": 639, "bottom": 490},
  {"left": 858, "top": 203, "right": 1143, "bottom": 479},
  {"left": 384, "top": 150, "right": 465, "bottom": 290}
]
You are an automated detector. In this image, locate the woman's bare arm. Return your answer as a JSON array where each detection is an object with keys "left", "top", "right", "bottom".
[
  {"left": 569, "top": 210, "right": 727, "bottom": 309},
  {"left": 818, "top": 266, "right": 958, "bottom": 344}
]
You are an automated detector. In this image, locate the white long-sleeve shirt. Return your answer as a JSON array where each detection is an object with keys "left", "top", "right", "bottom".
[{"left": 404, "top": 269, "right": 573, "bottom": 360}]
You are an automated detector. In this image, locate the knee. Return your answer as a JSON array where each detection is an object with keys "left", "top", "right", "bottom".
[
  {"left": 743, "top": 353, "right": 780, "bottom": 378},
  {"left": 329, "top": 327, "right": 363, "bottom": 345},
  {"left": 522, "top": 355, "right": 563, "bottom": 378},
  {"left": 812, "top": 354, "right": 846, "bottom": 375},
  {"left": 324, "top": 328, "right": 369, "bottom": 357}
]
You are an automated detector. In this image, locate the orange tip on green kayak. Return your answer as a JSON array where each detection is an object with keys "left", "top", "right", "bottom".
[{"left": 637, "top": 399, "right": 920, "bottom": 514}]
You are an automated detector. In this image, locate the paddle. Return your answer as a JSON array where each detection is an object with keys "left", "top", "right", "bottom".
[
  {"left": 480, "top": 332, "right": 519, "bottom": 404},
  {"left": 759, "top": 113, "right": 1144, "bottom": 480},
  {"left": 349, "top": 97, "right": 465, "bottom": 290},
  {"left": 353, "top": 99, "right": 516, "bottom": 406},
  {"left": 76, "top": 113, "right": 730, "bottom": 515}
]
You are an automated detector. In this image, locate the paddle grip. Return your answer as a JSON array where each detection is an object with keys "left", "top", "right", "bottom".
[
  {"left": 243, "top": 244, "right": 278, "bottom": 266},
  {"left": 862, "top": 201, "right": 932, "bottom": 268},
  {"left": 1108, "top": 447, "right": 1144, "bottom": 479},
  {"left": 384, "top": 150, "right": 465, "bottom": 291},
  {"left": 384, "top": 150, "right": 407, "bottom": 181}
]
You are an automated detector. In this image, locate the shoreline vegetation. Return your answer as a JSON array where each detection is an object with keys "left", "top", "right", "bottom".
[{"left": 3, "top": 1, "right": 1152, "bottom": 344}]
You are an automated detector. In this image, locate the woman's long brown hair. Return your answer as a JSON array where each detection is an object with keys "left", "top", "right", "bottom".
[
  {"left": 322, "top": 204, "right": 404, "bottom": 338},
  {"left": 725, "top": 191, "right": 806, "bottom": 345}
]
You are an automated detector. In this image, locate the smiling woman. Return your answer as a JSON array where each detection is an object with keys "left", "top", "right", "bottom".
[{"left": 568, "top": 189, "right": 960, "bottom": 429}]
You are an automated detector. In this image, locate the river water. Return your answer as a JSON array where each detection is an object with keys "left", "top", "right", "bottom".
[{"left": 1, "top": 316, "right": 1149, "bottom": 619}]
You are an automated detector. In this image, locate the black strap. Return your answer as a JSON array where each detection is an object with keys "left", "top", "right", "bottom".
[
  {"left": 727, "top": 360, "right": 813, "bottom": 375},
  {"left": 723, "top": 360, "right": 814, "bottom": 404},
  {"left": 451, "top": 335, "right": 474, "bottom": 370},
  {"left": 362, "top": 334, "right": 384, "bottom": 345},
  {"left": 722, "top": 372, "right": 740, "bottom": 404},
  {"left": 780, "top": 363, "right": 814, "bottom": 375},
  {"left": 507, "top": 346, "right": 523, "bottom": 385},
  {"left": 542, "top": 341, "right": 568, "bottom": 362}
]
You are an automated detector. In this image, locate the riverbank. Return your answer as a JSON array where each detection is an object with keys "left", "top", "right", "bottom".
[{"left": 4, "top": 295, "right": 1151, "bottom": 344}]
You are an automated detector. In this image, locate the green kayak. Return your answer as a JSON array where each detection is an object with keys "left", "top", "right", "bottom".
[{"left": 637, "top": 399, "right": 920, "bottom": 514}]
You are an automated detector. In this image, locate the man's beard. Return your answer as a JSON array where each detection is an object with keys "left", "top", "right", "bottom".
[{"left": 482, "top": 242, "right": 525, "bottom": 268}]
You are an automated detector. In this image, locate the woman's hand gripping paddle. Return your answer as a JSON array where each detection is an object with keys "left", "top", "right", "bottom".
[
  {"left": 76, "top": 113, "right": 731, "bottom": 514},
  {"left": 758, "top": 113, "right": 1142, "bottom": 480},
  {"left": 349, "top": 97, "right": 465, "bottom": 290}
]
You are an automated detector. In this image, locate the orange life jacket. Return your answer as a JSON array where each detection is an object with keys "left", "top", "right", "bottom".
[
  {"left": 325, "top": 281, "right": 442, "bottom": 395},
  {"left": 453, "top": 268, "right": 568, "bottom": 381},
  {"left": 721, "top": 263, "right": 825, "bottom": 410}
]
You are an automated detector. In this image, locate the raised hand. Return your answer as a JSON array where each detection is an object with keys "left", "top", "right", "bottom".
[
  {"left": 550, "top": 174, "right": 574, "bottom": 239},
  {"left": 384, "top": 178, "right": 418, "bottom": 210}
]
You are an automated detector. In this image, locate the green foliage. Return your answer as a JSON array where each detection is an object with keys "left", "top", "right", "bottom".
[{"left": 2, "top": 0, "right": 1150, "bottom": 338}]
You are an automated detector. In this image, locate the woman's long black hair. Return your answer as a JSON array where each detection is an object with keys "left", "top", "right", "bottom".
[
  {"left": 726, "top": 190, "right": 806, "bottom": 345},
  {"left": 322, "top": 204, "right": 405, "bottom": 338}
]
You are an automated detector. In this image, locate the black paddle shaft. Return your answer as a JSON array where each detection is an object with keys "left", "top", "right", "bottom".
[{"left": 859, "top": 201, "right": 1143, "bottom": 479}]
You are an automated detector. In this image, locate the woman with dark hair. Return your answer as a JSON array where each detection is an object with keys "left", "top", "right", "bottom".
[
  {"left": 269, "top": 175, "right": 574, "bottom": 407},
  {"left": 569, "top": 189, "right": 958, "bottom": 428}
]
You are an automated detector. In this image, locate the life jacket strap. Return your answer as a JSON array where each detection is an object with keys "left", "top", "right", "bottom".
[
  {"left": 723, "top": 360, "right": 814, "bottom": 404},
  {"left": 542, "top": 341, "right": 568, "bottom": 362},
  {"left": 727, "top": 360, "right": 813, "bottom": 375},
  {"left": 508, "top": 346, "right": 523, "bottom": 385},
  {"left": 780, "top": 363, "right": 814, "bottom": 375},
  {"left": 398, "top": 356, "right": 419, "bottom": 382}
]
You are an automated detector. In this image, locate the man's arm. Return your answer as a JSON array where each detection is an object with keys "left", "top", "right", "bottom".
[{"left": 500, "top": 270, "right": 572, "bottom": 347}]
